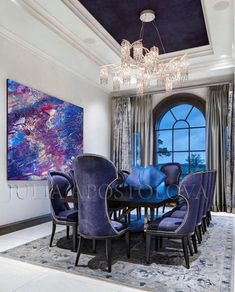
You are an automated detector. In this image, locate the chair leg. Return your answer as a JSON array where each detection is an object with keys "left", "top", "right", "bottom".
[
  {"left": 66, "top": 226, "right": 70, "bottom": 239},
  {"left": 125, "top": 232, "right": 130, "bottom": 258},
  {"left": 146, "top": 233, "right": 151, "bottom": 264},
  {"left": 106, "top": 239, "right": 112, "bottom": 273},
  {"left": 128, "top": 213, "right": 131, "bottom": 224},
  {"left": 195, "top": 226, "right": 202, "bottom": 244},
  {"left": 156, "top": 207, "right": 158, "bottom": 217},
  {"left": 182, "top": 237, "right": 190, "bottom": 269},
  {"left": 75, "top": 236, "right": 83, "bottom": 266},
  {"left": 201, "top": 222, "right": 205, "bottom": 234},
  {"left": 92, "top": 239, "right": 96, "bottom": 253},
  {"left": 49, "top": 222, "right": 56, "bottom": 247},
  {"left": 72, "top": 225, "right": 77, "bottom": 252},
  {"left": 155, "top": 236, "right": 159, "bottom": 251},
  {"left": 159, "top": 237, "right": 163, "bottom": 249},
  {"left": 162, "top": 204, "right": 166, "bottom": 213},
  {"left": 199, "top": 225, "right": 203, "bottom": 239},
  {"left": 187, "top": 237, "right": 193, "bottom": 256},
  {"left": 191, "top": 233, "right": 198, "bottom": 253},
  {"left": 203, "top": 217, "right": 207, "bottom": 232}
]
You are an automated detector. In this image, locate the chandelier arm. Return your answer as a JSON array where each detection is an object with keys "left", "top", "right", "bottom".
[{"left": 152, "top": 20, "right": 166, "bottom": 54}]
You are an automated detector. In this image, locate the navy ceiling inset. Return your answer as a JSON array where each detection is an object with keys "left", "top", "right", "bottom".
[{"left": 79, "top": 0, "right": 209, "bottom": 54}]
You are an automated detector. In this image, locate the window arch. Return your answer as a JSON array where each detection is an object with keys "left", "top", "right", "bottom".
[{"left": 153, "top": 94, "right": 206, "bottom": 177}]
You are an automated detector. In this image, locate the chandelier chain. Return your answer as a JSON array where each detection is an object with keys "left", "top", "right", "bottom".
[{"left": 152, "top": 21, "right": 166, "bottom": 54}]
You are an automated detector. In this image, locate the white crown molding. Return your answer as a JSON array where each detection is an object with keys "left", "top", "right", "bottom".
[
  {"left": 18, "top": 0, "right": 105, "bottom": 66},
  {"left": 62, "top": 0, "right": 121, "bottom": 58},
  {"left": 0, "top": 25, "right": 110, "bottom": 93},
  {"left": 189, "top": 56, "right": 234, "bottom": 72},
  {"left": 112, "top": 74, "right": 234, "bottom": 97},
  {"left": 201, "top": 0, "right": 213, "bottom": 49}
]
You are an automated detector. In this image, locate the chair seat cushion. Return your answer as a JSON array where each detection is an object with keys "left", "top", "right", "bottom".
[
  {"left": 170, "top": 210, "right": 186, "bottom": 218},
  {"left": 178, "top": 203, "right": 187, "bottom": 211},
  {"left": 163, "top": 207, "right": 187, "bottom": 219},
  {"left": 111, "top": 220, "right": 127, "bottom": 232},
  {"left": 148, "top": 217, "right": 183, "bottom": 232},
  {"left": 57, "top": 209, "right": 78, "bottom": 222}
]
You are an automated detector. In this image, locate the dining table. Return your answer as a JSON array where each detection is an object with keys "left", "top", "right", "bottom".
[
  {"left": 61, "top": 182, "right": 178, "bottom": 232},
  {"left": 108, "top": 183, "right": 178, "bottom": 231}
]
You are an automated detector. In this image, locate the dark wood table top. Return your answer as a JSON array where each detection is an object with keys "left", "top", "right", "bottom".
[
  {"left": 108, "top": 184, "right": 178, "bottom": 208},
  {"left": 61, "top": 183, "right": 178, "bottom": 208}
]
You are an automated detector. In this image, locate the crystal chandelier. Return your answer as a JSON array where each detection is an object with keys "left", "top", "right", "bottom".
[{"left": 100, "top": 10, "right": 189, "bottom": 94}]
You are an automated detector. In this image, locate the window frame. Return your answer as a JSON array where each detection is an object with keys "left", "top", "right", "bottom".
[{"left": 153, "top": 93, "right": 206, "bottom": 175}]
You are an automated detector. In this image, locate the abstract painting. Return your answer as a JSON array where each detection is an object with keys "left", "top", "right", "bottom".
[{"left": 7, "top": 79, "right": 83, "bottom": 180}]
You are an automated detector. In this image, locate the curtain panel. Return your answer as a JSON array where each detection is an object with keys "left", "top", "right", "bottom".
[
  {"left": 131, "top": 95, "right": 153, "bottom": 167},
  {"left": 225, "top": 84, "right": 235, "bottom": 213},
  {"left": 206, "top": 84, "right": 229, "bottom": 212},
  {"left": 112, "top": 97, "right": 132, "bottom": 171},
  {"left": 112, "top": 95, "right": 153, "bottom": 170}
]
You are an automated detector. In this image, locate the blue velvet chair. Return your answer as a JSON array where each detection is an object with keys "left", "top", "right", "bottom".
[
  {"left": 160, "top": 163, "right": 182, "bottom": 213},
  {"left": 160, "top": 163, "right": 182, "bottom": 186},
  {"left": 48, "top": 170, "right": 78, "bottom": 252},
  {"left": 146, "top": 171, "right": 203, "bottom": 268},
  {"left": 109, "top": 170, "right": 131, "bottom": 222},
  {"left": 164, "top": 170, "right": 217, "bottom": 244},
  {"left": 162, "top": 171, "right": 209, "bottom": 247},
  {"left": 73, "top": 154, "right": 130, "bottom": 272},
  {"left": 204, "top": 170, "right": 217, "bottom": 226}
]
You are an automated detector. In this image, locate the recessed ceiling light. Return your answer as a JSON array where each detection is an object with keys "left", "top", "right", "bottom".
[
  {"left": 10, "top": 0, "right": 19, "bottom": 5},
  {"left": 213, "top": 1, "right": 229, "bottom": 11},
  {"left": 83, "top": 38, "right": 96, "bottom": 45}
]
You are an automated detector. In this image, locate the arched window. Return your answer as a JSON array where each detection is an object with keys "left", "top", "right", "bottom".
[{"left": 154, "top": 94, "right": 206, "bottom": 177}]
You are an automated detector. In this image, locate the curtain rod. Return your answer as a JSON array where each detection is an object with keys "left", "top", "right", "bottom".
[{"left": 113, "top": 80, "right": 233, "bottom": 99}]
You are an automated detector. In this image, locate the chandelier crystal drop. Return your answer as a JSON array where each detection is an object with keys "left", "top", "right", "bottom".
[{"left": 99, "top": 10, "right": 189, "bottom": 94}]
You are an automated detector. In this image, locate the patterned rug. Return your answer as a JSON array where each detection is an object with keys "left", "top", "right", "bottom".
[{"left": 0, "top": 215, "right": 234, "bottom": 291}]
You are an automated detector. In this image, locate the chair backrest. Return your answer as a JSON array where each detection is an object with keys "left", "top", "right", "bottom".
[
  {"left": 160, "top": 163, "right": 182, "bottom": 186},
  {"left": 48, "top": 170, "right": 73, "bottom": 217},
  {"left": 73, "top": 154, "right": 119, "bottom": 238},
  {"left": 196, "top": 171, "right": 210, "bottom": 224},
  {"left": 68, "top": 169, "right": 78, "bottom": 209},
  {"left": 175, "top": 171, "right": 204, "bottom": 235},
  {"left": 207, "top": 170, "right": 217, "bottom": 211}
]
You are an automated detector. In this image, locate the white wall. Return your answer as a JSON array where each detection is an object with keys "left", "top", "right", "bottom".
[
  {"left": 0, "top": 35, "right": 111, "bottom": 225},
  {"left": 152, "top": 87, "right": 207, "bottom": 109}
]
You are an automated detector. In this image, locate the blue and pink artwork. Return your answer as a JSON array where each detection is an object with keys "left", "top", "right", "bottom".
[{"left": 7, "top": 79, "right": 83, "bottom": 180}]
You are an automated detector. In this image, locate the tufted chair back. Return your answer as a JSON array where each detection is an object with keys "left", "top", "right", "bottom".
[
  {"left": 74, "top": 154, "right": 119, "bottom": 238},
  {"left": 175, "top": 171, "right": 204, "bottom": 235},
  {"left": 160, "top": 163, "right": 182, "bottom": 186},
  {"left": 48, "top": 170, "right": 74, "bottom": 218}
]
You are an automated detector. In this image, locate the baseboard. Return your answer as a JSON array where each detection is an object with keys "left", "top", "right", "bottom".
[{"left": 0, "top": 214, "right": 51, "bottom": 236}]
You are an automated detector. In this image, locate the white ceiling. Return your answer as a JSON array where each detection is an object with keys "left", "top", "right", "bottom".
[{"left": 0, "top": 0, "right": 234, "bottom": 95}]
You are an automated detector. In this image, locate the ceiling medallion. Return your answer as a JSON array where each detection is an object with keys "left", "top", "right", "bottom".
[{"left": 100, "top": 10, "right": 189, "bottom": 94}]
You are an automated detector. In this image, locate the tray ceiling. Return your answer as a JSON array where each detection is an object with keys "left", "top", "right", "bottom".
[{"left": 79, "top": 0, "right": 209, "bottom": 54}]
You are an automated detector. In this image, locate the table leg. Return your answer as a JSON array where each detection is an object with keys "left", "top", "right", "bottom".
[
  {"left": 150, "top": 208, "right": 155, "bottom": 222},
  {"left": 144, "top": 207, "right": 148, "bottom": 232}
]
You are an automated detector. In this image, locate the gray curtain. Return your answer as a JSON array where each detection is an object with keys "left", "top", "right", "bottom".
[
  {"left": 112, "top": 97, "right": 132, "bottom": 171},
  {"left": 206, "top": 84, "right": 229, "bottom": 211},
  {"left": 132, "top": 95, "right": 153, "bottom": 167},
  {"left": 112, "top": 95, "right": 153, "bottom": 170},
  {"left": 225, "top": 84, "right": 235, "bottom": 213}
]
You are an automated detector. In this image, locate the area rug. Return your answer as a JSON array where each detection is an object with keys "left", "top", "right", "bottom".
[{"left": 0, "top": 215, "right": 234, "bottom": 291}]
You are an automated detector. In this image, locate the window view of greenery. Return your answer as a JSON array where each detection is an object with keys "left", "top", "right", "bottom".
[{"left": 156, "top": 104, "right": 206, "bottom": 176}]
